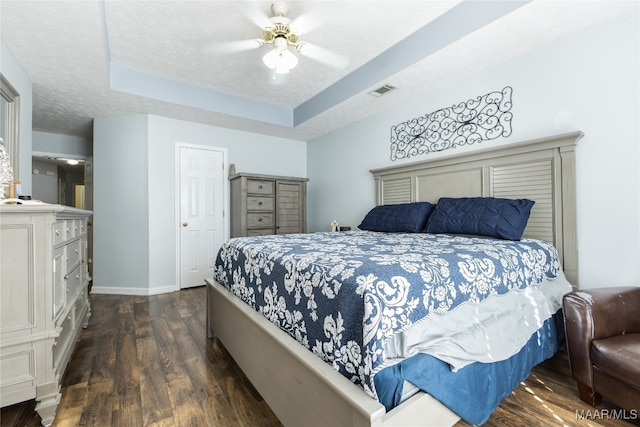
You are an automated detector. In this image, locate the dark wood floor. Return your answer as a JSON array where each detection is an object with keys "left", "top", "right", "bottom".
[{"left": 1, "top": 286, "right": 637, "bottom": 427}]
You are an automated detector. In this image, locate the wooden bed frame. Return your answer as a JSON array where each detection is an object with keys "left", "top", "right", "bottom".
[{"left": 206, "top": 131, "right": 583, "bottom": 426}]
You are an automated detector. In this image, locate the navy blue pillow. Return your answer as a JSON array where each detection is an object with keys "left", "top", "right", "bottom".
[
  {"left": 359, "top": 202, "right": 435, "bottom": 233},
  {"left": 424, "top": 197, "right": 535, "bottom": 240}
]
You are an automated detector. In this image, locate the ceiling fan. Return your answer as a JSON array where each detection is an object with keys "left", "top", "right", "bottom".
[{"left": 205, "top": 2, "right": 349, "bottom": 78}]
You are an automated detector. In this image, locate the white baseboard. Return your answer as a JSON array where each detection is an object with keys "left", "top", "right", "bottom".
[{"left": 90, "top": 284, "right": 178, "bottom": 296}]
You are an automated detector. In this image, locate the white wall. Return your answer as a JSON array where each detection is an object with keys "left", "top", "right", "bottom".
[
  {"left": 93, "top": 114, "right": 307, "bottom": 294},
  {"left": 307, "top": 11, "right": 639, "bottom": 289},
  {"left": 0, "top": 40, "right": 33, "bottom": 193}
]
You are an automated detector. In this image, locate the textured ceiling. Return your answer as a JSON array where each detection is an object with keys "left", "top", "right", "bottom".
[{"left": 1, "top": 1, "right": 635, "bottom": 142}]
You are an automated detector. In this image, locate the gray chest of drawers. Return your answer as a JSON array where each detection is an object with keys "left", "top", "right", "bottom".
[{"left": 230, "top": 173, "right": 308, "bottom": 237}]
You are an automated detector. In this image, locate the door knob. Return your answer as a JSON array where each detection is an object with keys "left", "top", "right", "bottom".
[{"left": 182, "top": 222, "right": 188, "bottom": 227}]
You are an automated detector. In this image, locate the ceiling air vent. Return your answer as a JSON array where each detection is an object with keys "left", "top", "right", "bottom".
[{"left": 368, "top": 84, "right": 396, "bottom": 97}]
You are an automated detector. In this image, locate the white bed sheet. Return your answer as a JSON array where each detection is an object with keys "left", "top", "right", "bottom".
[{"left": 382, "top": 271, "right": 572, "bottom": 372}]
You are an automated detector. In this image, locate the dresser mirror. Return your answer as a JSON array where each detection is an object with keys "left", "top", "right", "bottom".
[{"left": 0, "top": 74, "right": 20, "bottom": 181}]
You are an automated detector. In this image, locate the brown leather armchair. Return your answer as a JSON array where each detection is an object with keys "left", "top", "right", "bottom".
[{"left": 562, "top": 287, "right": 640, "bottom": 412}]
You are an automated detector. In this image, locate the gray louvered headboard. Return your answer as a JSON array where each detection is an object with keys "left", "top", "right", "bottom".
[{"left": 370, "top": 131, "right": 583, "bottom": 287}]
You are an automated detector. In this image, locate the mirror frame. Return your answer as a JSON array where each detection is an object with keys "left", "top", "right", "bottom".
[{"left": 1, "top": 74, "right": 20, "bottom": 180}]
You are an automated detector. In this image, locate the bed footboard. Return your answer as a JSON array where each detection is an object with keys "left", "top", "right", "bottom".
[{"left": 205, "top": 278, "right": 459, "bottom": 427}]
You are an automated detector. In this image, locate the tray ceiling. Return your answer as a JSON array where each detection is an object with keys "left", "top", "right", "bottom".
[{"left": 0, "top": 1, "right": 634, "bottom": 141}]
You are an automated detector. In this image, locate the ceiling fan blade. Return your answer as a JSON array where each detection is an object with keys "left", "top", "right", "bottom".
[
  {"left": 203, "top": 39, "right": 263, "bottom": 55},
  {"left": 290, "top": 2, "right": 346, "bottom": 35},
  {"left": 243, "top": 4, "right": 272, "bottom": 29},
  {"left": 297, "top": 43, "right": 349, "bottom": 70},
  {"left": 289, "top": 12, "right": 322, "bottom": 35}
]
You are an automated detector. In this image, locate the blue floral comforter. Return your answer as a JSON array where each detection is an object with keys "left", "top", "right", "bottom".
[{"left": 213, "top": 230, "right": 561, "bottom": 398}]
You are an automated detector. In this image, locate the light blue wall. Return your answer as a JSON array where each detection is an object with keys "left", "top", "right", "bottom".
[
  {"left": 32, "top": 131, "right": 92, "bottom": 157},
  {"left": 93, "top": 115, "right": 150, "bottom": 292},
  {"left": 149, "top": 116, "right": 307, "bottom": 292},
  {"left": 0, "top": 40, "right": 33, "bottom": 193},
  {"left": 307, "top": 11, "right": 639, "bottom": 290},
  {"left": 93, "top": 114, "right": 307, "bottom": 294},
  {"left": 31, "top": 159, "right": 58, "bottom": 203},
  {"left": 146, "top": 115, "right": 307, "bottom": 293}
]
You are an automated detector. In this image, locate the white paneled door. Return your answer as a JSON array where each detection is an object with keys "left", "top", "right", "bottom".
[{"left": 179, "top": 146, "right": 225, "bottom": 289}]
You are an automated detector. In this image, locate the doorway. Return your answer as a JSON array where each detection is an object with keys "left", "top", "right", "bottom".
[
  {"left": 177, "top": 144, "right": 227, "bottom": 289},
  {"left": 74, "top": 184, "right": 85, "bottom": 209},
  {"left": 31, "top": 155, "right": 86, "bottom": 206}
]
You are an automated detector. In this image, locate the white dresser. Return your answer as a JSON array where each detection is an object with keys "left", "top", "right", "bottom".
[{"left": 0, "top": 203, "right": 92, "bottom": 426}]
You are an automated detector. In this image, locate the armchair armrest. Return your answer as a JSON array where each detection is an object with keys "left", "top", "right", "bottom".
[{"left": 562, "top": 286, "right": 640, "bottom": 389}]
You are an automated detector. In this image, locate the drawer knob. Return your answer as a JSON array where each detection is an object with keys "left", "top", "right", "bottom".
[
  {"left": 258, "top": 217, "right": 263, "bottom": 222},
  {"left": 182, "top": 222, "right": 188, "bottom": 227},
  {"left": 258, "top": 185, "right": 263, "bottom": 189},
  {"left": 64, "top": 275, "right": 69, "bottom": 280},
  {"left": 258, "top": 201, "right": 263, "bottom": 205}
]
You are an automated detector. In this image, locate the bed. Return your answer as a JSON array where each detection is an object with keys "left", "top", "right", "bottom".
[{"left": 206, "top": 131, "right": 583, "bottom": 426}]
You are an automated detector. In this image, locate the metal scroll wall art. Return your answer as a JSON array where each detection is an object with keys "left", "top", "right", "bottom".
[{"left": 390, "top": 86, "right": 513, "bottom": 161}]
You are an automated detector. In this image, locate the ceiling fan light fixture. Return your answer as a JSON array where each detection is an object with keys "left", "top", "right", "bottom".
[
  {"left": 207, "top": 1, "right": 346, "bottom": 80},
  {"left": 263, "top": 46, "right": 298, "bottom": 73}
]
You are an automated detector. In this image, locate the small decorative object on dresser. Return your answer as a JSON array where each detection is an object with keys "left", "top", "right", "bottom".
[
  {"left": 0, "top": 137, "right": 14, "bottom": 199},
  {"left": 0, "top": 204, "right": 93, "bottom": 426},
  {"left": 230, "top": 173, "right": 308, "bottom": 237}
]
